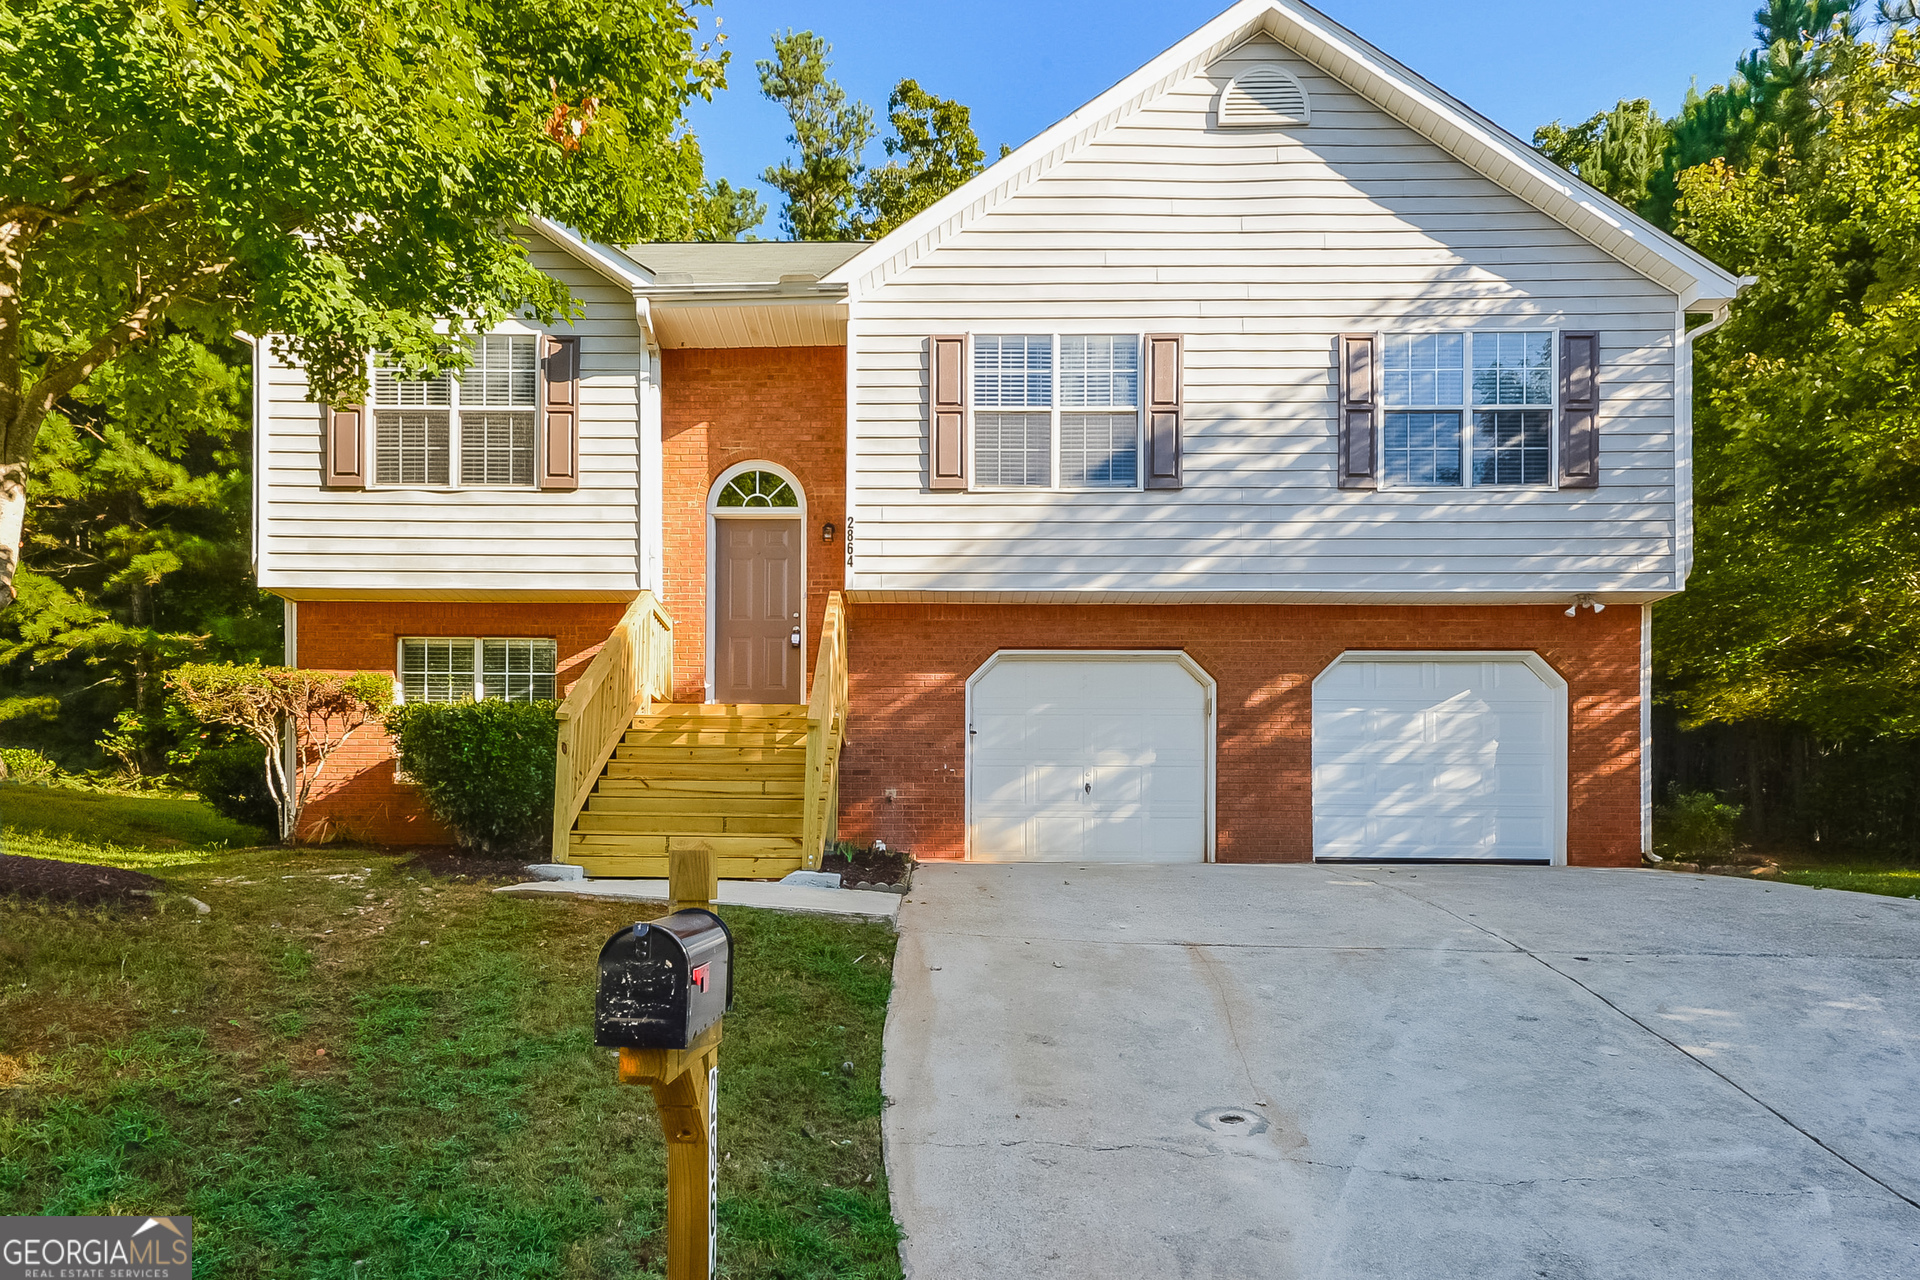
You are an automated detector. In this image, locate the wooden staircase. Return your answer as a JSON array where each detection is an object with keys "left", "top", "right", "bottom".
[
  {"left": 567, "top": 704, "right": 811, "bottom": 879},
  {"left": 551, "top": 590, "right": 849, "bottom": 881}
]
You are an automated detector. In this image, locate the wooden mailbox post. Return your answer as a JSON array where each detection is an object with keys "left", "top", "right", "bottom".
[{"left": 602, "top": 846, "right": 726, "bottom": 1280}]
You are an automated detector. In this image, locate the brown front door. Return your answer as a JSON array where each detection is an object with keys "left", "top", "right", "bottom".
[{"left": 714, "top": 518, "right": 802, "bottom": 703}]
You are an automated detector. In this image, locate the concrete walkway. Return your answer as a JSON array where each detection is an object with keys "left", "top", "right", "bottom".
[
  {"left": 883, "top": 864, "right": 1920, "bottom": 1279},
  {"left": 495, "top": 877, "right": 902, "bottom": 921}
]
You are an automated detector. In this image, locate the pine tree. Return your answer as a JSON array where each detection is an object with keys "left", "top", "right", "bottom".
[
  {"left": 757, "top": 30, "right": 873, "bottom": 240},
  {"left": 0, "top": 334, "right": 279, "bottom": 770}
]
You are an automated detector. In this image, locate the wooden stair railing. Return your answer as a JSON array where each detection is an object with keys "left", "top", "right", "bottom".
[
  {"left": 552, "top": 591, "right": 674, "bottom": 862},
  {"left": 800, "top": 592, "right": 850, "bottom": 871}
]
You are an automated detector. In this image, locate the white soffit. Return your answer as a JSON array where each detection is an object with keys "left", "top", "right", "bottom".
[
  {"left": 650, "top": 300, "right": 847, "bottom": 350},
  {"left": 823, "top": 0, "right": 1745, "bottom": 311}
]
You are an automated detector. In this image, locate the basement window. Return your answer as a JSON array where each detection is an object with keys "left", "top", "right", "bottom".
[{"left": 398, "top": 637, "right": 557, "bottom": 703}]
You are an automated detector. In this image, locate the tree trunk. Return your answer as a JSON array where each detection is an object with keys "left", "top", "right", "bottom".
[{"left": 0, "top": 458, "right": 24, "bottom": 610}]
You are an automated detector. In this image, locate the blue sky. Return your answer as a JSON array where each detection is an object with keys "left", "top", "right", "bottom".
[{"left": 683, "top": 0, "right": 1763, "bottom": 236}]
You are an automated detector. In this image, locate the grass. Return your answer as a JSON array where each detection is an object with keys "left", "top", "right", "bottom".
[
  {"left": 1769, "top": 865, "right": 1920, "bottom": 900},
  {"left": 0, "top": 814, "right": 902, "bottom": 1278},
  {"left": 2, "top": 782, "right": 267, "bottom": 861}
]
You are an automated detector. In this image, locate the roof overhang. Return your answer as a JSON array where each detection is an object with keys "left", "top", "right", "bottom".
[
  {"left": 824, "top": 0, "right": 1747, "bottom": 311},
  {"left": 646, "top": 286, "right": 849, "bottom": 350}
]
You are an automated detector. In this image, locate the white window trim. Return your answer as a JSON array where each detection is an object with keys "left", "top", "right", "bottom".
[
  {"left": 968, "top": 333, "right": 1145, "bottom": 493},
  {"left": 367, "top": 325, "right": 543, "bottom": 492},
  {"left": 1379, "top": 328, "right": 1560, "bottom": 491},
  {"left": 392, "top": 635, "right": 558, "bottom": 705}
]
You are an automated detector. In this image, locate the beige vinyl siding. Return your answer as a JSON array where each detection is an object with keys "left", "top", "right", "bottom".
[
  {"left": 258, "top": 229, "right": 646, "bottom": 599},
  {"left": 846, "top": 34, "right": 1681, "bottom": 600}
]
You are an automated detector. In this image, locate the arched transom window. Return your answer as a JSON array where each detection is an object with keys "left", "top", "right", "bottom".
[{"left": 715, "top": 470, "right": 799, "bottom": 508}]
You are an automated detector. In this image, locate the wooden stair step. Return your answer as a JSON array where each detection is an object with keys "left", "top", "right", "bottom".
[
  {"left": 568, "top": 853, "right": 802, "bottom": 881},
  {"left": 612, "top": 745, "right": 806, "bottom": 764},
  {"left": 568, "top": 833, "right": 805, "bottom": 856},
  {"left": 641, "top": 703, "right": 809, "bottom": 720},
  {"left": 586, "top": 795, "right": 801, "bottom": 816},
  {"left": 622, "top": 729, "right": 810, "bottom": 748},
  {"left": 575, "top": 812, "right": 802, "bottom": 837},
  {"left": 592, "top": 776, "right": 806, "bottom": 797},
  {"left": 601, "top": 763, "right": 805, "bottom": 784}
]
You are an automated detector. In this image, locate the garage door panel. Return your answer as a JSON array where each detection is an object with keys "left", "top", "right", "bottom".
[
  {"left": 970, "top": 811, "right": 1029, "bottom": 858},
  {"left": 1139, "top": 763, "right": 1204, "bottom": 807},
  {"left": 969, "top": 656, "right": 1209, "bottom": 863},
  {"left": 1313, "top": 655, "right": 1562, "bottom": 864}
]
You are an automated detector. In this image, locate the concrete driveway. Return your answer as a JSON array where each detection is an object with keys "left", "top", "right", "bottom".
[{"left": 881, "top": 864, "right": 1920, "bottom": 1279}]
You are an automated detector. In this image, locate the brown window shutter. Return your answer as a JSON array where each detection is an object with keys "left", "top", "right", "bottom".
[
  {"left": 1559, "top": 330, "right": 1600, "bottom": 489},
  {"left": 1145, "top": 334, "right": 1183, "bottom": 491},
  {"left": 1337, "top": 333, "right": 1379, "bottom": 490},
  {"left": 929, "top": 334, "right": 967, "bottom": 490},
  {"left": 540, "top": 334, "right": 581, "bottom": 491},
  {"left": 323, "top": 404, "right": 366, "bottom": 489}
]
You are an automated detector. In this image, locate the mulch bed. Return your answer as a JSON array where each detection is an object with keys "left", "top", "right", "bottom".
[
  {"left": 0, "top": 853, "right": 165, "bottom": 907},
  {"left": 821, "top": 843, "right": 915, "bottom": 890},
  {"left": 398, "top": 847, "right": 544, "bottom": 882}
]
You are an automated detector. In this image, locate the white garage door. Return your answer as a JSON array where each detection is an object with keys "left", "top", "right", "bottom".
[
  {"left": 1313, "top": 654, "right": 1564, "bottom": 864},
  {"left": 968, "top": 655, "right": 1209, "bottom": 862}
]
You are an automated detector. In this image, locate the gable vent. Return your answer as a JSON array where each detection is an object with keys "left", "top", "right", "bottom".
[{"left": 1216, "top": 65, "right": 1310, "bottom": 128}]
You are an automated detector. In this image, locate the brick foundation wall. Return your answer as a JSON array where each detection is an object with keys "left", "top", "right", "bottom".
[
  {"left": 294, "top": 600, "right": 626, "bottom": 845},
  {"left": 661, "top": 346, "right": 846, "bottom": 703},
  {"left": 837, "top": 602, "right": 1643, "bottom": 867}
]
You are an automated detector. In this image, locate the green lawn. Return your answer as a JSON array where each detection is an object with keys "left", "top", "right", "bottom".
[
  {"left": 2, "top": 782, "right": 268, "bottom": 865},
  {"left": 1771, "top": 865, "right": 1920, "bottom": 900},
  {"left": 0, "top": 813, "right": 902, "bottom": 1278}
]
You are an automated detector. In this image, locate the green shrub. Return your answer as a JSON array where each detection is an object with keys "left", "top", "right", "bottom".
[
  {"left": 1654, "top": 787, "right": 1745, "bottom": 860},
  {"left": 0, "top": 747, "right": 60, "bottom": 785},
  {"left": 385, "top": 700, "right": 558, "bottom": 855},
  {"left": 187, "top": 739, "right": 279, "bottom": 830}
]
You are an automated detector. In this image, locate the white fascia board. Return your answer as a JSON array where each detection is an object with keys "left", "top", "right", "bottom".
[
  {"left": 526, "top": 217, "right": 655, "bottom": 292},
  {"left": 824, "top": 0, "right": 1746, "bottom": 309}
]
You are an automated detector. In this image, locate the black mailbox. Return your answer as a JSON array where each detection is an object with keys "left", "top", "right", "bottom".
[{"left": 595, "top": 909, "right": 733, "bottom": 1050}]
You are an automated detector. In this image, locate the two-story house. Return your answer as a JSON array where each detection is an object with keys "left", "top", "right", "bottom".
[{"left": 255, "top": 0, "right": 1745, "bottom": 872}]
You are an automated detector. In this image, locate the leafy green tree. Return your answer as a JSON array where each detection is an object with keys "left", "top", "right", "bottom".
[
  {"left": 0, "top": 0, "right": 727, "bottom": 607},
  {"left": 0, "top": 334, "right": 279, "bottom": 769},
  {"left": 169, "top": 663, "right": 391, "bottom": 842},
  {"left": 694, "top": 178, "right": 769, "bottom": 241},
  {"left": 854, "top": 80, "right": 989, "bottom": 238},
  {"left": 1656, "top": 31, "right": 1920, "bottom": 741},
  {"left": 757, "top": 29, "right": 873, "bottom": 240}
]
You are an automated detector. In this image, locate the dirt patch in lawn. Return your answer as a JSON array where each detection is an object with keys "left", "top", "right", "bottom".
[
  {"left": 397, "top": 847, "right": 539, "bottom": 882},
  {"left": 0, "top": 852, "right": 163, "bottom": 906}
]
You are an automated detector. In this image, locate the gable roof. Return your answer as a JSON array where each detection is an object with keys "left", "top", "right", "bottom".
[{"left": 822, "top": 0, "right": 1747, "bottom": 311}]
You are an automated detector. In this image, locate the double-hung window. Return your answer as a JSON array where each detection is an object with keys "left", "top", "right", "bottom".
[
  {"left": 1381, "top": 331, "right": 1555, "bottom": 488},
  {"left": 372, "top": 334, "right": 539, "bottom": 488},
  {"left": 973, "top": 335, "right": 1140, "bottom": 489},
  {"left": 398, "top": 637, "right": 557, "bottom": 703}
]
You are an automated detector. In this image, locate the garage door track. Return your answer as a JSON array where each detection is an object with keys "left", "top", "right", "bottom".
[{"left": 882, "top": 864, "right": 1920, "bottom": 1279}]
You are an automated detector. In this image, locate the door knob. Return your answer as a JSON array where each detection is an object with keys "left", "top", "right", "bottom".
[{"left": 790, "top": 628, "right": 801, "bottom": 648}]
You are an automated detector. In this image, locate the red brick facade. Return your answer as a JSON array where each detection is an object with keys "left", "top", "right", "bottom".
[
  {"left": 835, "top": 602, "right": 1644, "bottom": 867},
  {"left": 660, "top": 346, "right": 847, "bottom": 703},
  {"left": 293, "top": 601, "right": 626, "bottom": 845},
  {"left": 281, "top": 353, "right": 1647, "bottom": 867}
]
